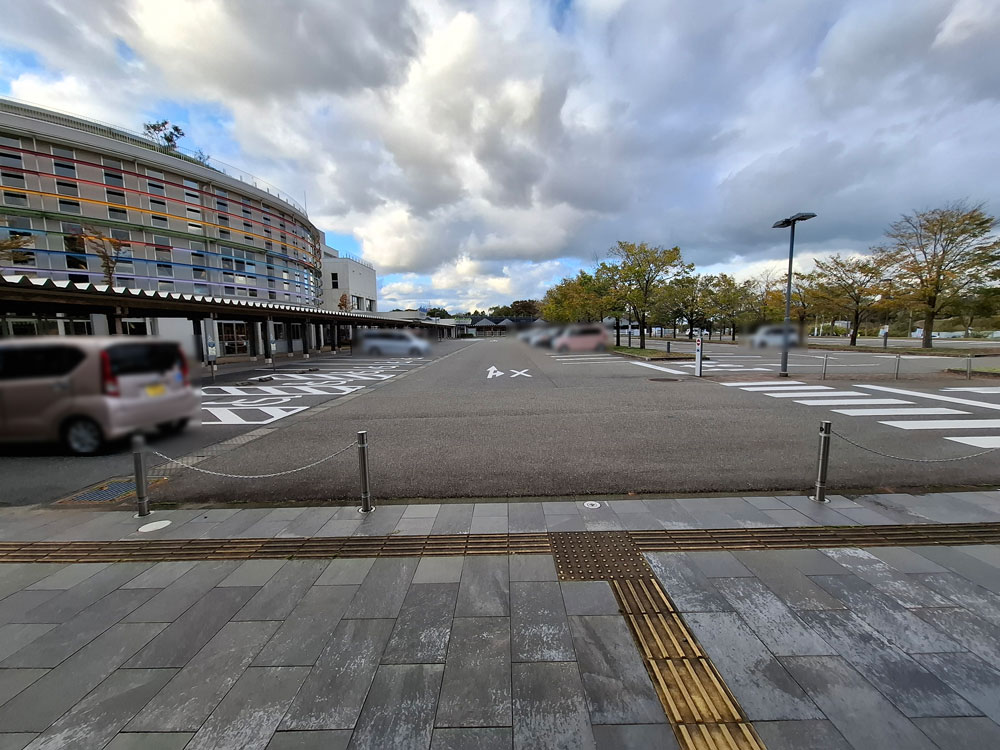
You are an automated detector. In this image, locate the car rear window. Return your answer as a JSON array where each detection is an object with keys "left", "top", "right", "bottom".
[
  {"left": 0, "top": 345, "right": 85, "bottom": 380},
  {"left": 107, "top": 343, "right": 181, "bottom": 375}
]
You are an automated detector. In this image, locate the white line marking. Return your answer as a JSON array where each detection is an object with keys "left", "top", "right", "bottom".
[
  {"left": 721, "top": 380, "right": 804, "bottom": 386},
  {"left": 857, "top": 385, "right": 1000, "bottom": 412},
  {"left": 945, "top": 436, "right": 1000, "bottom": 448},
  {"left": 873, "top": 355, "right": 948, "bottom": 359},
  {"left": 549, "top": 354, "right": 614, "bottom": 358},
  {"left": 794, "top": 398, "right": 914, "bottom": 406},
  {"left": 510, "top": 369, "right": 531, "bottom": 378},
  {"left": 487, "top": 366, "right": 504, "bottom": 379},
  {"left": 766, "top": 391, "right": 868, "bottom": 398},
  {"left": 943, "top": 387, "right": 1000, "bottom": 394},
  {"left": 878, "top": 419, "right": 1000, "bottom": 430},
  {"left": 559, "top": 360, "right": 628, "bottom": 364},
  {"left": 202, "top": 406, "right": 309, "bottom": 424},
  {"left": 832, "top": 408, "right": 969, "bottom": 416},
  {"left": 740, "top": 385, "right": 834, "bottom": 392},
  {"left": 631, "top": 362, "right": 688, "bottom": 375}
]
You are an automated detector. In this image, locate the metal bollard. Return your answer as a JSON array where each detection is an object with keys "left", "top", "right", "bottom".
[
  {"left": 132, "top": 433, "right": 150, "bottom": 517},
  {"left": 666, "top": 341, "right": 671, "bottom": 353},
  {"left": 967, "top": 355, "right": 973, "bottom": 380},
  {"left": 894, "top": 353, "right": 901, "bottom": 380},
  {"left": 810, "top": 421, "right": 832, "bottom": 504},
  {"left": 821, "top": 354, "right": 829, "bottom": 381},
  {"left": 357, "top": 430, "right": 374, "bottom": 513}
]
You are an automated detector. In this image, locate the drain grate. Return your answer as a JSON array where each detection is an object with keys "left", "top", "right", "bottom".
[{"left": 55, "top": 478, "right": 165, "bottom": 506}]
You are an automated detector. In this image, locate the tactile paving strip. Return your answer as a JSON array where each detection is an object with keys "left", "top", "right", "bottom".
[{"left": 550, "top": 531, "right": 653, "bottom": 580}]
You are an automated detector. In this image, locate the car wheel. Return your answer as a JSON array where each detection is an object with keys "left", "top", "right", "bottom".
[
  {"left": 410, "top": 347, "right": 421, "bottom": 356},
  {"left": 558, "top": 345, "right": 569, "bottom": 353},
  {"left": 369, "top": 347, "right": 381, "bottom": 356},
  {"left": 63, "top": 417, "right": 105, "bottom": 456}
]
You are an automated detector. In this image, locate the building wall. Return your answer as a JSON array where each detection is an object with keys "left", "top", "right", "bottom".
[
  {"left": 0, "top": 103, "right": 323, "bottom": 307},
  {"left": 321, "top": 247, "right": 377, "bottom": 312}
]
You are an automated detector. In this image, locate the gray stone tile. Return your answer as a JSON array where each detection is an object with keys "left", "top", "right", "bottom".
[
  {"left": 703, "top": 497, "right": 784, "bottom": 528},
  {"left": 0, "top": 669, "right": 47, "bottom": 706},
  {"left": 103, "top": 734, "right": 194, "bottom": 750},
  {"left": 820, "top": 548, "right": 954, "bottom": 608},
  {"left": 0, "top": 591, "right": 59, "bottom": 627},
  {"left": 471, "top": 517, "right": 509, "bottom": 534},
  {"left": 509, "top": 555, "right": 557, "bottom": 582},
  {"left": 234, "top": 560, "right": 327, "bottom": 621},
  {"left": 201, "top": 508, "right": 273, "bottom": 538},
  {"left": 777, "top": 496, "right": 859, "bottom": 526},
  {"left": 908, "top": 546, "right": 1000, "bottom": 595},
  {"left": 0, "top": 734, "right": 34, "bottom": 750},
  {"left": 20, "top": 563, "right": 151, "bottom": 623},
  {"left": 810, "top": 575, "right": 965, "bottom": 654},
  {"left": 186, "top": 666, "right": 310, "bottom": 750},
  {"left": 578, "top": 506, "right": 625, "bottom": 531},
  {"left": 568, "top": 615, "right": 666, "bottom": 724},
  {"left": 511, "top": 582, "right": 574, "bottom": 662},
  {"left": 780, "top": 655, "right": 939, "bottom": 750},
  {"left": 591, "top": 724, "right": 678, "bottom": 750},
  {"left": 914, "top": 607, "right": 1000, "bottom": 664},
  {"left": 402, "top": 504, "right": 441, "bottom": 519},
  {"left": 683, "top": 612, "right": 822, "bottom": 720},
  {"left": 345, "top": 557, "right": 419, "bottom": 619},
  {"left": 473, "top": 503, "right": 508, "bottom": 517},
  {"left": 512, "top": 662, "right": 596, "bottom": 750},
  {"left": 393, "top": 518, "right": 435, "bottom": 535},
  {"left": 266, "top": 732, "right": 351, "bottom": 750},
  {"left": 126, "top": 620, "right": 280, "bottom": 732},
  {"left": 353, "top": 505, "right": 407, "bottom": 537},
  {"left": 456, "top": 556, "right": 509, "bottom": 617},
  {"left": 431, "top": 728, "right": 511, "bottom": 750},
  {"left": 545, "top": 515, "right": 586, "bottom": 532},
  {"left": 732, "top": 551, "right": 845, "bottom": 610},
  {"left": 508, "top": 503, "right": 546, "bottom": 533},
  {"left": 837, "top": 507, "right": 906, "bottom": 525},
  {"left": 865, "top": 547, "right": 949, "bottom": 574},
  {"left": 277, "top": 507, "right": 337, "bottom": 537},
  {"left": 281, "top": 618, "right": 394, "bottom": 730},
  {"left": 0, "top": 623, "right": 165, "bottom": 732},
  {"left": 436, "top": 617, "right": 512, "bottom": 727},
  {"left": 560, "top": 581, "right": 620, "bottom": 616},
  {"left": 914, "top": 652, "right": 1000, "bottom": 724},
  {"left": 762, "top": 509, "right": 818, "bottom": 527},
  {"left": 914, "top": 572, "right": 1000, "bottom": 627},
  {"left": 349, "top": 664, "right": 443, "bottom": 749},
  {"left": 26, "top": 563, "right": 109, "bottom": 590},
  {"left": 645, "top": 552, "right": 732, "bottom": 612},
  {"left": 912, "top": 717, "right": 1000, "bottom": 748},
  {"left": 0, "top": 625, "right": 55, "bottom": 663},
  {"left": 712, "top": 578, "right": 835, "bottom": 656},
  {"left": 745, "top": 496, "right": 792, "bottom": 510},
  {"left": 798, "top": 609, "right": 978, "bottom": 718},
  {"left": 316, "top": 558, "right": 375, "bottom": 586},
  {"left": 120, "top": 562, "right": 197, "bottom": 590},
  {"left": 615, "top": 513, "right": 663, "bottom": 530},
  {"left": 431, "top": 504, "right": 475, "bottom": 534},
  {"left": 124, "top": 561, "right": 241, "bottom": 622},
  {"left": 413, "top": 557, "right": 464, "bottom": 584},
  {"left": 124, "top": 586, "right": 257, "bottom": 668},
  {"left": 218, "top": 559, "right": 287, "bottom": 587},
  {"left": 542, "top": 501, "right": 578, "bottom": 516},
  {"left": 315, "top": 519, "right": 361, "bottom": 537},
  {"left": 2, "top": 589, "right": 156, "bottom": 667},
  {"left": 253, "top": 585, "right": 358, "bottom": 667},
  {"left": 643, "top": 500, "right": 700, "bottom": 529},
  {"left": 752, "top": 720, "right": 852, "bottom": 750},
  {"left": 772, "top": 549, "right": 850, "bottom": 576},
  {"left": 22, "top": 667, "right": 176, "bottom": 750},
  {"left": 606, "top": 499, "right": 648, "bottom": 513},
  {"left": 685, "top": 551, "right": 753, "bottom": 578},
  {"left": 675, "top": 500, "right": 738, "bottom": 528},
  {"left": 383, "top": 583, "right": 457, "bottom": 664}
]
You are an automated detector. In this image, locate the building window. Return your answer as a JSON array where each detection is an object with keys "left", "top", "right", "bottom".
[
  {"left": 146, "top": 168, "right": 163, "bottom": 179},
  {"left": 0, "top": 152, "right": 21, "bottom": 167},
  {"left": 103, "top": 157, "right": 122, "bottom": 169},
  {"left": 218, "top": 214, "right": 229, "bottom": 225},
  {"left": 264, "top": 240, "right": 272, "bottom": 250},
  {"left": 184, "top": 190, "right": 199, "bottom": 202},
  {"left": 156, "top": 263, "right": 172, "bottom": 277},
  {"left": 66, "top": 253, "right": 88, "bottom": 270},
  {"left": 224, "top": 286, "right": 235, "bottom": 295},
  {"left": 9, "top": 248, "right": 34, "bottom": 265},
  {"left": 194, "top": 283, "right": 210, "bottom": 295},
  {"left": 58, "top": 199, "right": 81, "bottom": 213},
  {"left": 0, "top": 134, "right": 19, "bottom": 148},
  {"left": 151, "top": 215, "right": 168, "bottom": 227},
  {"left": 3, "top": 191, "right": 27, "bottom": 207},
  {"left": 1, "top": 171, "right": 25, "bottom": 188},
  {"left": 186, "top": 207, "right": 200, "bottom": 218},
  {"left": 106, "top": 189, "right": 126, "bottom": 205},
  {"left": 219, "top": 228, "right": 230, "bottom": 239},
  {"left": 158, "top": 280, "right": 174, "bottom": 292},
  {"left": 152, "top": 235, "right": 171, "bottom": 248},
  {"left": 53, "top": 162, "right": 76, "bottom": 178},
  {"left": 193, "top": 267, "right": 208, "bottom": 280},
  {"left": 242, "top": 207, "right": 251, "bottom": 218},
  {"left": 108, "top": 207, "right": 128, "bottom": 221},
  {"left": 147, "top": 182, "right": 165, "bottom": 196},
  {"left": 188, "top": 222, "right": 203, "bottom": 235},
  {"left": 104, "top": 171, "right": 124, "bottom": 187},
  {"left": 55, "top": 180, "right": 77, "bottom": 196},
  {"left": 366, "top": 299, "right": 374, "bottom": 311},
  {"left": 352, "top": 295, "right": 363, "bottom": 309},
  {"left": 216, "top": 199, "right": 227, "bottom": 210},
  {"left": 51, "top": 146, "right": 74, "bottom": 158},
  {"left": 243, "top": 221, "right": 252, "bottom": 230},
  {"left": 155, "top": 248, "right": 171, "bottom": 262},
  {"left": 182, "top": 178, "right": 198, "bottom": 189},
  {"left": 149, "top": 197, "right": 166, "bottom": 210},
  {"left": 244, "top": 235, "right": 254, "bottom": 244},
  {"left": 215, "top": 188, "right": 227, "bottom": 197}
]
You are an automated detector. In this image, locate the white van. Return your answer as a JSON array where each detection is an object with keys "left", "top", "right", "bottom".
[{"left": 357, "top": 330, "right": 430, "bottom": 356}]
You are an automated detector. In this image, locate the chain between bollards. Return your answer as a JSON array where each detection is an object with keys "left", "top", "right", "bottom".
[
  {"left": 132, "top": 433, "right": 150, "bottom": 517},
  {"left": 810, "top": 421, "right": 832, "bottom": 504},
  {"left": 357, "top": 430, "right": 374, "bottom": 513}
]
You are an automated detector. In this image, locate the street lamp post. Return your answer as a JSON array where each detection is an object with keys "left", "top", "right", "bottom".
[{"left": 772, "top": 212, "right": 816, "bottom": 377}]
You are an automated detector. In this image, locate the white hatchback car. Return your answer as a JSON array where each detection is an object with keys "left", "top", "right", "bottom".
[
  {"left": 357, "top": 330, "right": 430, "bottom": 356},
  {"left": 750, "top": 325, "right": 800, "bottom": 349}
]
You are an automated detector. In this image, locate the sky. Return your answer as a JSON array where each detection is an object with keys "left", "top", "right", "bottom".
[{"left": 1, "top": 0, "right": 998, "bottom": 313}]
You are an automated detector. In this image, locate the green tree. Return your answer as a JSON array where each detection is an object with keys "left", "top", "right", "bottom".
[
  {"left": 540, "top": 271, "right": 606, "bottom": 323},
  {"left": 664, "top": 275, "right": 710, "bottom": 339},
  {"left": 425, "top": 307, "right": 450, "bottom": 318},
  {"left": 143, "top": 120, "right": 185, "bottom": 150},
  {"left": 705, "top": 274, "right": 753, "bottom": 341},
  {"left": 510, "top": 299, "right": 541, "bottom": 317},
  {"left": 608, "top": 241, "right": 687, "bottom": 349},
  {"left": 809, "top": 251, "right": 896, "bottom": 345},
  {"left": 886, "top": 201, "right": 1000, "bottom": 348},
  {"left": 0, "top": 232, "right": 32, "bottom": 267}
]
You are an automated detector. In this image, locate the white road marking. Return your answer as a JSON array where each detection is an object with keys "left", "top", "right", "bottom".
[
  {"left": 873, "top": 355, "right": 948, "bottom": 359},
  {"left": 510, "top": 369, "right": 531, "bottom": 378},
  {"left": 721, "top": 380, "right": 804, "bottom": 386},
  {"left": 549, "top": 353, "right": 613, "bottom": 358},
  {"left": 740, "top": 385, "right": 834, "bottom": 392},
  {"left": 831, "top": 408, "right": 970, "bottom": 416},
  {"left": 487, "top": 366, "right": 504, "bottom": 379},
  {"left": 765, "top": 391, "right": 868, "bottom": 398},
  {"left": 558, "top": 360, "right": 628, "bottom": 364},
  {"left": 794, "top": 398, "right": 913, "bottom": 406},
  {"left": 945, "top": 436, "right": 1000, "bottom": 448},
  {"left": 878, "top": 419, "right": 1000, "bottom": 430},
  {"left": 631, "top": 362, "right": 688, "bottom": 375},
  {"left": 202, "top": 406, "right": 309, "bottom": 424},
  {"left": 943, "top": 387, "right": 1000, "bottom": 394},
  {"left": 856, "top": 385, "right": 1000, "bottom": 412}
]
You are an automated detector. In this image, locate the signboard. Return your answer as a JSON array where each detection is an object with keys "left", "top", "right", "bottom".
[
  {"left": 694, "top": 337, "right": 703, "bottom": 377},
  {"left": 206, "top": 339, "right": 218, "bottom": 361}
]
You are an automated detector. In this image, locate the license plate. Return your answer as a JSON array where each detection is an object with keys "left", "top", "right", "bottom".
[{"left": 145, "top": 384, "right": 167, "bottom": 397}]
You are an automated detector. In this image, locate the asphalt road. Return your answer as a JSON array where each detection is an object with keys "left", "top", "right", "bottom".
[{"left": 133, "top": 337, "right": 1000, "bottom": 506}]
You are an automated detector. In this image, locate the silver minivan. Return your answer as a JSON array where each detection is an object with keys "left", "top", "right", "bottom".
[
  {"left": 0, "top": 337, "right": 199, "bottom": 455},
  {"left": 357, "top": 330, "right": 430, "bottom": 357}
]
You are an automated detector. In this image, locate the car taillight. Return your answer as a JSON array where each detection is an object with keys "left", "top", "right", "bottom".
[
  {"left": 100, "top": 350, "right": 120, "bottom": 397},
  {"left": 178, "top": 349, "right": 190, "bottom": 387}
]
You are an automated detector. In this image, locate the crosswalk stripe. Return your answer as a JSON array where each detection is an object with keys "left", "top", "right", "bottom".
[
  {"left": 766, "top": 391, "right": 867, "bottom": 398},
  {"left": 857, "top": 385, "right": 1000, "bottom": 412},
  {"left": 631, "top": 362, "right": 688, "bottom": 375},
  {"left": 794, "top": 398, "right": 913, "bottom": 406},
  {"left": 721, "top": 380, "right": 804, "bottom": 386},
  {"left": 741, "top": 385, "right": 833, "bottom": 392},
  {"left": 943, "top": 387, "right": 1000, "bottom": 394},
  {"left": 945, "top": 436, "right": 1000, "bottom": 448},
  {"left": 831, "top": 408, "right": 969, "bottom": 416},
  {"left": 878, "top": 419, "right": 1000, "bottom": 430}
]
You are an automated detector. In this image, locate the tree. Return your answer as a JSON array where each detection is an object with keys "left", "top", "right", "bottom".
[
  {"left": 540, "top": 271, "right": 605, "bottom": 324},
  {"left": 425, "top": 307, "right": 450, "bottom": 318},
  {"left": 608, "top": 241, "right": 687, "bottom": 349},
  {"left": 510, "top": 299, "right": 541, "bottom": 317},
  {"left": 885, "top": 201, "right": 1000, "bottom": 348},
  {"left": 0, "top": 233, "right": 32, "bottom": 267},
  {"left": 808, "top": 251, "right": 896, "bottom": 345},
  {"left": 954, "top": 289, "right": 999, "bottom": 334},
  {"left": 77, "top": 224, "right": 128, "bottom": 286},
  {"left": 143, "top": 120, "right": 185, "bottom": 150},
  {"left": 705, "top": 273, "right": 753, "bottom": 341},
  {"left": 338, "top": 293, "right": 351, "bottom": 311},
  {"left": 662, "top": 275, "right": 710, "bottom": 339}
]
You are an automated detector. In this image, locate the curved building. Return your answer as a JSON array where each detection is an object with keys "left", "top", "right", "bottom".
[{"left": 0, "top": 99, "right": 322, "bottom": 320}]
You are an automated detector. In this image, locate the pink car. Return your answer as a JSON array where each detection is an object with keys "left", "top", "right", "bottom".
[{"left": 552, "top": 325, "right": 609, "bottom": 352}]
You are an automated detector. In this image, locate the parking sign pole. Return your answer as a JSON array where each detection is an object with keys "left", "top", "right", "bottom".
[
  {"left": 694, "top": 337, "right": 703, "bottom": 377},
  {"left": 132, "top": 433, "right": 150, "bottom": 517}
]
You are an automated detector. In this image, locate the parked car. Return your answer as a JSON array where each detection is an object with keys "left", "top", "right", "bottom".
[
  {"left": 0, "top": 337, "right": 198, "bottom": 455},
  {"left": 552, "top": 325, "right": 610, "bottom": 352},
  {"left": 357, "top": 329, "right": 430, "bottom": 356},
  {"left": 749, "top": 325, "right": 800, "bottom": 349},
  {"left": 529, "top": 327, "right": 563, "bottom": 347}
]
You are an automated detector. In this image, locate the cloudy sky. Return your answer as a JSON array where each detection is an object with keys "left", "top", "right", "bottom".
[{"left": 1, "top": 0, "right": 998, "bottom": 312}]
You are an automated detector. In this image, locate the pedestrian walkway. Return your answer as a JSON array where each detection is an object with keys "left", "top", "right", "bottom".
[{"left": 0, "top": 490, "right": 998, "bottom": 749}]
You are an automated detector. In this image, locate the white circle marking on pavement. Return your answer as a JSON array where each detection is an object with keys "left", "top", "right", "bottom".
[{"left": 137, "top": 520, "right": 172, "bottom": 533}]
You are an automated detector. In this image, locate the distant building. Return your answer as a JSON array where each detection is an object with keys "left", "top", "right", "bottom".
[{"left": 320, "top": 245, "right": 377, "bottom": 313}]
